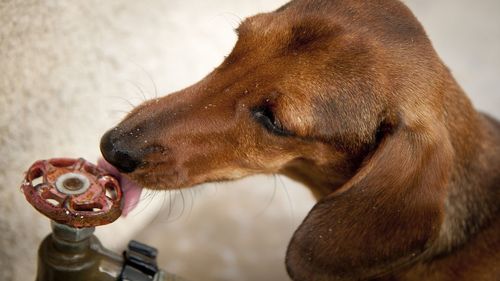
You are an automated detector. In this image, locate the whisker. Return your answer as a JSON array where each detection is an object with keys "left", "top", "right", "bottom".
[
  {"left": 278, "top": 174, "right": 294, "bottom": 222},
  {"left": 187, "top": 187, "right": 196, "bottom": 218},
  {"left": 136, "top": 188, "right": 156, "bottom": 204},
  {"left": 149, "top": 187, "right": 166, "bottom": 224},
  {"left": 176, "top": 187, "right": 186, "bottom": 221},
  {"left": 131, "top": 188, "right": 158, "bottom": 217},
  {"left": 126, "top": 79, "right": 149, "bottom": 102},
  {"left": 166, "top": 189, "right": 173, "bottom": 220},
  {"left": 253, "top": 174, "right": 278, "bottom": 218},
  {"left": 132, "top": 62, "right": 160, "bottom": 100},
  {"left": 108, "top": 95, "right": 137, "bottom": 109},
  {"left": 160, "top": 189, "right": 167, "bottom": 222},
  {"left": 159, "top": 171, "right": 181, "bottom": 223}
]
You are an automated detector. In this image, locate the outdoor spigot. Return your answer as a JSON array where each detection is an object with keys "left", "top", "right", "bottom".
[
  {"left": 22, "top": 158, "right": 123, "bottom": 228},
  {"left": 21, "top": 158, "right": 187, "bottom": 281}
]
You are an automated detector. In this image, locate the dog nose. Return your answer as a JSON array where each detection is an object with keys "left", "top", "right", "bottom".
[{"left": 100, "top": 129, "right": 141, "bottom": 173}]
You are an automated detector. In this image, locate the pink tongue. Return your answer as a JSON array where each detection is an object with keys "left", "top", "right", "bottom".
[{"left": 97, "top": 158, "right": 142, "bottom": 217}]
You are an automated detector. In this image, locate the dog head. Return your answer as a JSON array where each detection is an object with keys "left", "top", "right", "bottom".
[
  {"left": 101, "top": 1, "right": 456, "bottom": 279},
  {"left": 101, "top": 0, "right": 448, "bottom": 195}
]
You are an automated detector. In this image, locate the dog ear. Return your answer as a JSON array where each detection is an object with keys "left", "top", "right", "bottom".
[{"left": 286, "top": 117, "right": 453, "bottom": 281}]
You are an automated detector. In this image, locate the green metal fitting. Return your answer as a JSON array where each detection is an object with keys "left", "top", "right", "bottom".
[{"left": 35, "top": 221, "right": 187, "bottom": 281}]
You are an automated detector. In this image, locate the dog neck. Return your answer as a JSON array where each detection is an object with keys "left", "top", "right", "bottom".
[{"left": 426, "top": 77, "right": 500, "bottom": 258}]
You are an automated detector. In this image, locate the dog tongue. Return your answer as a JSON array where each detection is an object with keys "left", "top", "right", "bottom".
[{"left": 97, "top": 158, "right": 142, "bottom": 216}]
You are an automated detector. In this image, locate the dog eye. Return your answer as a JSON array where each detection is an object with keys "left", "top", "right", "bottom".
[{"left": 251, "top": 106, "right": 291, "bottom": 136}]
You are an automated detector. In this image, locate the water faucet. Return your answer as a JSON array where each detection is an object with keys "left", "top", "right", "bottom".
[{"left": 21, "top": 158, "right": 187, "bottom": 281}]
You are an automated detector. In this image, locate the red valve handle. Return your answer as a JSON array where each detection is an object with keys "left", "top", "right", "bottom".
[{"left": 21, "top": 158, "right": 122, "bottom": 228}]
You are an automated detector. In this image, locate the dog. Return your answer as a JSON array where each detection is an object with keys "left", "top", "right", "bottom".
[{"left": 100, "top": 0, "right": 500, "bottom": 280}]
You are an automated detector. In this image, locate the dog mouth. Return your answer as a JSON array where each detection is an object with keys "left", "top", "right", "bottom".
[{"left": 97, "top": 158, "right": 143, "bottom": 216}]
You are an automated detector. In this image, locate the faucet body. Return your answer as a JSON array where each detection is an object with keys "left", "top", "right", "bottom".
[{"left": 36, "top": 222, "right": 184, "bottom": 281}]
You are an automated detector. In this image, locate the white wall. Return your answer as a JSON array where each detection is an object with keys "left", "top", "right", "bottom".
[{"left": 0, "top": 1, "right": 498, "bottom": 281}]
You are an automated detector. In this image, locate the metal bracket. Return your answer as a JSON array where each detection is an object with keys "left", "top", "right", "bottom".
[{"left": 119, "top": 240, "right": 159, "bottom": 281}]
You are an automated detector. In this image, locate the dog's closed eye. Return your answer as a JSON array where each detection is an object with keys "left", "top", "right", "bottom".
[{"left": 251, "top": 105, "right": 292, "bottom": 136}]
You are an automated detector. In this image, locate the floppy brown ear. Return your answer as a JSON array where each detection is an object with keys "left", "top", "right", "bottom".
[{"left": 286, "top": 117, "right": 453, "bottom": 281}]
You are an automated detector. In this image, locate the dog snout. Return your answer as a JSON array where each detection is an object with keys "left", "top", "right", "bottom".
[{"left": 100, "top": 128, "right": 142, "bottom": 173}]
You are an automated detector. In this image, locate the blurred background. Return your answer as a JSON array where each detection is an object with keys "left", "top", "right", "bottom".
[{"left": 0, "top": 0, "right": 498, "bottom": 280}]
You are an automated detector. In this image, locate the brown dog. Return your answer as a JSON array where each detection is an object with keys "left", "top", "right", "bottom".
[{"left": 100, "top": 0, "right": 500, "bottom": 280}]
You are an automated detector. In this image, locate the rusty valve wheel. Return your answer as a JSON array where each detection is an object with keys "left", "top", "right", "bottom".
[{"left": 21, "top": 158, "right": 122, "bottom": 228}]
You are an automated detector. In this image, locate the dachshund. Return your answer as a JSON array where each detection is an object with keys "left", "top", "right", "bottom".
[{"left": 100, "top": 0, "right": 500, "bottom": 280}]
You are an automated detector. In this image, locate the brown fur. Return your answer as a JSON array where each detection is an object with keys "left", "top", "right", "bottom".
[{"left": 101, "top": 0, "right": 500, "bottom": 280}]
